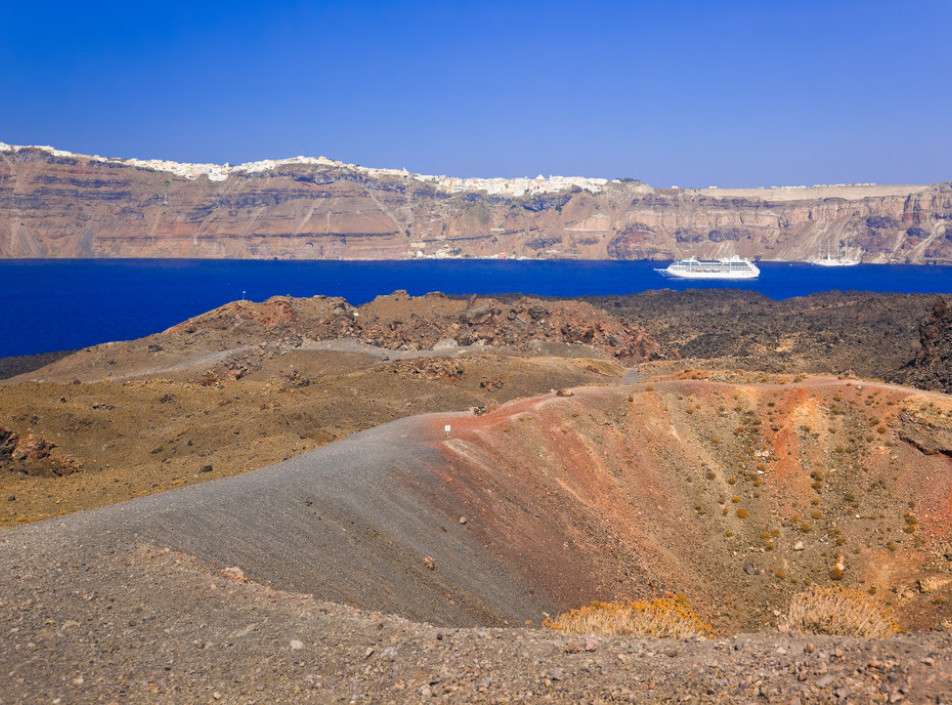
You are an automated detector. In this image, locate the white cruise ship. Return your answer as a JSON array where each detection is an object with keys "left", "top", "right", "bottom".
[{"left": 657, "top": 255, "right": 760, "bottom": 280}]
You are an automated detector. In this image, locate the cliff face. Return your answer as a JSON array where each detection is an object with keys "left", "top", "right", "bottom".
[
  {"left": 2, "top": 144, "right": 951, "bottom": 262},
  {"left": 894, "top": 296, "right": 952, "bottom": 393}
]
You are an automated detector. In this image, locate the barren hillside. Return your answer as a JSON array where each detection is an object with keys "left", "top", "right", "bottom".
[
  {"left": 3, "top": 375, "right": 952, "bottom": 702},
  {"left": 2, "top": 291, "right": 952, "bottom": 702}
]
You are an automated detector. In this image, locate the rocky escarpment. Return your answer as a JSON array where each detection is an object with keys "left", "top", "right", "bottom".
[
  {"left": 28, "top": 292, "right": 666, "bottom": 384},
  {"left": 893, "top": 297, "right": 952, "bottom": 393},
  {"left": 2, "top": 144, "right": 951, "bottom": 262},
  {"left": 186, "top": 291, "right": 665, "bottom": 362},
  {"left": 593, "top": 290, "right": 937, "bottom": 381}
]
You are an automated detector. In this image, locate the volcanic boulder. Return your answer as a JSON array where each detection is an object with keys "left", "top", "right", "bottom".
[{"left": 0, "top": 428, "right": 78, "bottom": 477}]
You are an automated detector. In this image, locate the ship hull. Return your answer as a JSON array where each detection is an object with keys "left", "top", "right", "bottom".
[
  {"left": 811, "top": 259, "right": 860, "bottom": 267},
  {"left": 658, "top": 256, "right": 760, "bottom": 280},
  {"left": 660, "top": 269, "right": 760, "bottom": 280}
]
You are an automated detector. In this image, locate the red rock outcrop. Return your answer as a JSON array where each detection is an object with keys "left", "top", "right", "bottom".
[
  {"left": 166, "top": 292, "right": 665, "bottom": 363},
  {"left": 0, "top": 428, "right": 78, "bottom": 477}
]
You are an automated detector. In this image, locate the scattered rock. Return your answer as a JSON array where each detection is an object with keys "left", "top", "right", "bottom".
[
  {"left": 917, "top": 576, "right": 951, "bottom": 593},
  {"left": 221, "top": 567, "right": 246, "bottom": 583},
  {"left": 12, "top": 433, "right": 53, "bottom": 461},
  {"left": 1, "top": 430, "right": 79, "bottom": 477}
]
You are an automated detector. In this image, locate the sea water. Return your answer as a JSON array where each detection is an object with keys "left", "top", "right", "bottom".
[{"left": 2, "top": 258, "right": 951, "bottom": 358}]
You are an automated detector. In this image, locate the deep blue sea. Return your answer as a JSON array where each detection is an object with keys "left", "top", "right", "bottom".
[{"left": 2, "top": 259, "right": 951, "bottom": 358}]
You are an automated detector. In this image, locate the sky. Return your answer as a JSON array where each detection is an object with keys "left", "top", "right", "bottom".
[{"left": 3, "top": 0, "right": 951, "bottom": 188}]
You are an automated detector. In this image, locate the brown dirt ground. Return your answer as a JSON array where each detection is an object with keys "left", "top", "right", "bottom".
[
  {"left": 0, "top": 350, "right": 623, "bottom": 525},
  {"left": 2, "top": 292, "right": 952, "bottom": 702},
  {"left": 1, "top": 542, "right": 950, "bottom": 704}
]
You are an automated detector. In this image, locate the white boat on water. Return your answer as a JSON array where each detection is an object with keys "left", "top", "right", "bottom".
[
  {"left": 657, "top": 255, "right": 760, "bottom": 280},
  {"left": 811, "top": 244, "right": 860, "bottom": 267}
]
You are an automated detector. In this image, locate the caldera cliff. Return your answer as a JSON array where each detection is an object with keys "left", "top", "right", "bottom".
[{"left": 2, "top": 143, "right": 951, "bottom": 262}]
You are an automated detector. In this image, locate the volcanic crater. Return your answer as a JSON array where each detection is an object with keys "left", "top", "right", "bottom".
[{"left": 2, "top": 290, "right": 952, "bottom": 703}]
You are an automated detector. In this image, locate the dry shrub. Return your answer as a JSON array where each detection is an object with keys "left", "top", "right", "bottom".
[
  {"left": 783, "top": 585, "right": 901, "bottom": 638},
  {"left": 543, "top": 595, "right": 714, "bottom": 639}
]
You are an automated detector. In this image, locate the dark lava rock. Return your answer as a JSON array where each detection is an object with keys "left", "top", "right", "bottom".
[{"left": 894, "top": 296, "right": 952, "bottom": 393}]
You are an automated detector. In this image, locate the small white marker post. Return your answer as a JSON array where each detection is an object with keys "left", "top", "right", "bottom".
[{"left": 444, "top": 424, "right": 451, "bottom": 438}]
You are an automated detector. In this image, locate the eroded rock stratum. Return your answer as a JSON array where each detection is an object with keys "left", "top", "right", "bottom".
[{"left": 3, "top": 143, "right": 951, "bottom": 262}]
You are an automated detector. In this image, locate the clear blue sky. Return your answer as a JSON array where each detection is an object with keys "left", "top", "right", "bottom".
[{"left": 3, "top": 0, "right": 950, "bottom": 187}]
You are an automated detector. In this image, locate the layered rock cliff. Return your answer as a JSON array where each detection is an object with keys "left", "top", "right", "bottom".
[{"left": 2, "top": 143, "right": 951, "bottom": 262}]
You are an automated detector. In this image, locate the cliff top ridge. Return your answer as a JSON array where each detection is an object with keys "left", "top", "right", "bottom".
[{"left": 1, "top": 141, "right": 939, "bottom": 200}]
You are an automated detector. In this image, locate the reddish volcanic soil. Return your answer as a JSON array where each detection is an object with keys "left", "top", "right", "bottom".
[
  {"left": 2, "top": 293, "right": 952, "bottom": 702},
  {"left": 4, "top": 373, "right": 950, "bottom": 631},
  {"left": 419, "top": 376, "right": 952, "bottom": 633},
  {"left": 2, "top": 374, "right": 952, "bottom": 703}
]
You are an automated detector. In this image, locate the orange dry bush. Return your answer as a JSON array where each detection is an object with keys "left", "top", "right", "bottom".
[
  {"left": 782, "top": 585, "right": 901, "bottom": 639},
  {"left": 543, "top": 595, "right": 714, "bottom": 639}
]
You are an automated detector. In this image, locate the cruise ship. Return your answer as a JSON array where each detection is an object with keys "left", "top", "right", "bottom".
[{"left": 658, "top": 255, "right": 760, "bottom": 280}]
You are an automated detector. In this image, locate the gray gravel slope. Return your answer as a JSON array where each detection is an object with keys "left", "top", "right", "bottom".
[{"left": 0, "top": 411, "right": 552, "bottom": 627}]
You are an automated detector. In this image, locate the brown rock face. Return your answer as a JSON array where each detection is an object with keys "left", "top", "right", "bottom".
[
  {"left": 897, "top": 408, "right": 952, "bottom": 456},
  {"left": 0, "top": 428, "right": 78, "bottom": 477},
  {"left": 32, "top": 292, "right": 666, "bottom": 384},
  {"left": 2, "top": 146, "right": 951, "bottom": 262},
  {"left": 895, "top": 297, "right": 952, "bottom": 393}
]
